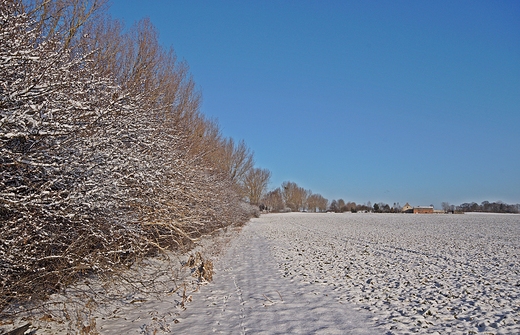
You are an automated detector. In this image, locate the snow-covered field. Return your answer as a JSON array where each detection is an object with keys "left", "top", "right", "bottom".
[
  {"left": 258, "top": 213, "right": 520, "bottom": 334},
  {"left": 4, "top": 212, "right": 519, "bottom": 334}
]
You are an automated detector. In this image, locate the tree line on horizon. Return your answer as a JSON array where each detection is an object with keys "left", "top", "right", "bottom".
[
  {"left": 442, "top": 201, "right": 519, "bottom": 214},
  {"left": 258, "top": 181, "right": 389, "bottom": 213},
  {"left": 260, "top": 181, "right": 328, "bottom": 213},
  {"left": 0, "top": 0, "right": 272, "bottom": 313},
  {"left": 256, "top": 180, "right": 519, "bottom": 214}
]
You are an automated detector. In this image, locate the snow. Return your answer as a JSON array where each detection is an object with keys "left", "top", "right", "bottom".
[
  {"left": 173, "top": 213, "right": 520, "bottom": 334},
  {"left": 5, "top": 212, "right": 519, "bottom": 334},
  {"left": 169, "top": 218, "right": 375, "bottom": 335}
]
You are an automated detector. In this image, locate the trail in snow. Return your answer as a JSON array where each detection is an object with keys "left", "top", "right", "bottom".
[{"left": 173, "top": 218, "right": 376, "bottom": 334}]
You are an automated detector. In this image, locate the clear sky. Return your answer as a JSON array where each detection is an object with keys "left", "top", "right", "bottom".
[{"left": 108, "top": 0, "right": 520, "bottom": 208}]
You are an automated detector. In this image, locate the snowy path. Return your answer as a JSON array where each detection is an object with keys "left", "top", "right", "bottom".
[{"left": 173, "top": 218, "right": 376, "bottom": 334}]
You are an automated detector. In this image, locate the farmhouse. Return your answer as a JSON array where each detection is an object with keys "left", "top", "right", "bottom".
[
  {"left": 401, "top": 203, "right": 413, "bottom": 213},
  {"left": 402, "top": 203, "right": 438, "bottom": 214},
  {"left": 413, "top": 206, "right": 434, "bottom": 214}
]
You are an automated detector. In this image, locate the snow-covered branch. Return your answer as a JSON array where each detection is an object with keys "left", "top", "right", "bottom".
[{"left": 1, "top": 0, "right": 255, "bottom": 317}]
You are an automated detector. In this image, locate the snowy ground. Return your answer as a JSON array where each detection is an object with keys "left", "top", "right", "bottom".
[
  {"left": 256, "top": 213, "right": 520, "bottom": 334},
  {"left": 3, "top": 212, "right": 519, "bottom": 334}
]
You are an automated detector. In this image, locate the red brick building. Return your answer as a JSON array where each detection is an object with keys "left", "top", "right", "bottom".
[{"left": 413, "top": 206, "right": 434, "bottom": 214}]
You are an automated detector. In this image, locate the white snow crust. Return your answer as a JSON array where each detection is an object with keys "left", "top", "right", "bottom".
[{"left": 256, "top": 213, "right": 520, "bottom": 334}]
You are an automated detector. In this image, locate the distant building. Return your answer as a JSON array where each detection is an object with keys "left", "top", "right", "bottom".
[
  {"left": 402, "top": 203, "right": 413, "bottom": 213},
  {"left": 413, "top": 206, "right": 434, "bottom": 214}
]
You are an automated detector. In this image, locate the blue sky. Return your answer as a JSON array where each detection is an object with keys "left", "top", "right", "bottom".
[{"left": 108, "top": 0, "right": 520, "bottom": 208}]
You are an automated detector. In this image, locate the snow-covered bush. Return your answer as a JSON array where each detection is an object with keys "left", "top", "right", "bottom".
[
  {"left": 0, "top": 1, "right": 254, "bottom": 314},
  {"left": 1, "top": 0, "right": 135, "bottom": 309}
]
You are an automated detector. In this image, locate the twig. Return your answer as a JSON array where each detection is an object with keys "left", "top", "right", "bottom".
[{"left": 263, "top": 294, "right": 273, "bottom": 303}]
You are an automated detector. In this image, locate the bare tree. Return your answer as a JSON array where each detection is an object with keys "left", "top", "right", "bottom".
[
  {"left": 281, "top": 181, "right": 309, "bottom": 212},
  {"left": 242, "top": 168, "right": 271, "bottom": 206},
  {"left": 22, "top": 0, "right": 108, "bottom": 49},
  {"left": 218, "top": 138, "right": 254, "bottom": 184},
  {"left": 281, "top": 181, "right": 298, "bottom": 211},
  {"left": 346, "top": 202, "right": 357, "bottom": 212},
  {"left": 307, "top": 193, "right": 328, "bottom": 212},
  {"left": 338, "top": 199, "right": 346, "bottom": 212},
  {"left": 441, "top": 202, "right": 452, "bottom": 213},
  {"left": 329, "top": 200, "right": 339, "bottom": 212},
  {"left": 262, "top": 188, "right": 284, "bottom": 212},
  {"left": 316, "top": 194, "right": 329, "bottom": 212}
]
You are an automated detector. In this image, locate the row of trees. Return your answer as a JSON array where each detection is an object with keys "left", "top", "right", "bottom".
[
  {"left": 443, "top": 201, "right": 520, "bottom": 214},
  {"left": 261, "top": 181, "right": 328, "bottom": 213},
  {"left": 256, "top": 182, "right": 520, "bottom": 215},
  {"left": 328, "top": 200, "right": 520, "bottom": 214},
  {"left": 328, "top": 200, "right": 403, "bottom": 213},
  {"left": 328, "top": 200, "right": 520, "bottom": 215},
  {"left": 0, "top": 0, "right": 269, "bottom": 313},
  {"left": 258, "top": 183, "right": 410, "bottom": 214}
]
